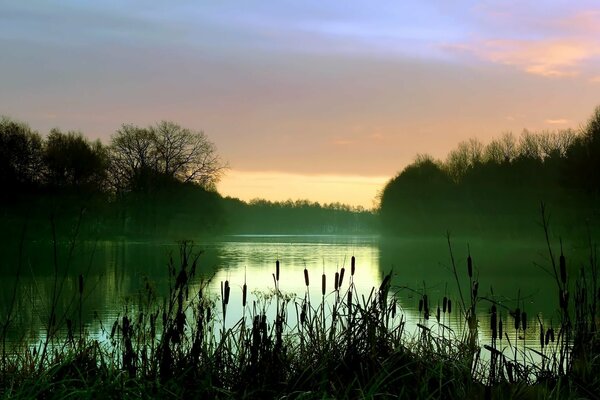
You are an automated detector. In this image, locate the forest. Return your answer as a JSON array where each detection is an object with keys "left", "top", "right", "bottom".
[
  {"left": 0, "top": 118, "right": 375, "bottom": 239},
  {"left": 379, "top": 106, "right": 600, "bottom": 238}
]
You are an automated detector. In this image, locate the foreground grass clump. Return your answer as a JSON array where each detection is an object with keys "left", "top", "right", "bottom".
[{"left": 1, "top": 236, "right": 599, "bottom": 399}]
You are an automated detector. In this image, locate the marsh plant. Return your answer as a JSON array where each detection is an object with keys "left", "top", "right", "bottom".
[{"left": 1, "top": 225, "right": 599, "bottom": 398}]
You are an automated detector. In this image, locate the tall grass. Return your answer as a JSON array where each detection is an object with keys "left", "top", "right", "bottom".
[{"left": 0, "top": 226, "right": 599, "bottom": 398}]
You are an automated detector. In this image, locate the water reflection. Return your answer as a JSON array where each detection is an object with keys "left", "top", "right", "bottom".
[{"left": 0, "top": 234, "right": 583, "bottom": 355}]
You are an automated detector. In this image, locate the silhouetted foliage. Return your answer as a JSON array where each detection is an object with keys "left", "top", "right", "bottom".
[
  {"left": 0, "top": 117, "right": 43, "bottom": 196},
  {"left": 109, "top": 121, "right": 226, "bottom": 194},
  {"left": 223, "top": 197, "right": 376, "bottom": 234},
  {"left": 379, "top": 107, "right": 600, "bottom": 237},
  {"left": 43, "top": 129, "right": 109, "bottom": 192}
]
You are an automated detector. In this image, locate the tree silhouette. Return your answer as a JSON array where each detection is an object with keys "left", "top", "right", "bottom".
[
  {"left": 43, "top": 129, "right": 108, "bottom": 191},
  {"left": 109, "top": 121, "right": 226, "bottom": 193},
  {"left": 0, "top": 117, "right": 43, "bottom": 194}
]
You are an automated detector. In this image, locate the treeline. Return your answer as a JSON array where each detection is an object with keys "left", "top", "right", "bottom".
[
  {"left": 0, "top": 117, "right": 375, "bottom": 239},
  {"left": 223, "top": 198, "right": 377, "bottom": 234},
  {"left": 0, "top": 117, "right": 227, "bottom": 239},
  {"left": 379, "top": 107, "right": 600, "bottom": 237}
]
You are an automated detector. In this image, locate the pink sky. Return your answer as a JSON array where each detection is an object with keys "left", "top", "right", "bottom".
[{"left": 1, "top": 1, "right": 599, "bottom": 207}]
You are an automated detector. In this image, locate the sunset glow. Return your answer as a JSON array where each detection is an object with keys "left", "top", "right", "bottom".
[{"left": 2, "top": 1, "right": 599, "bottom": 206}]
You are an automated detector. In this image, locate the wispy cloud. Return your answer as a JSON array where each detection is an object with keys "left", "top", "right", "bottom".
[
  {"left": 445, "top": 7, "right": 600, "bottom": 78},
  {"left": 482, "top": 39, "right": 597, "bottom": 77},
  {"left": 545, "top": 119, "right": 569, "bottom": 125}
]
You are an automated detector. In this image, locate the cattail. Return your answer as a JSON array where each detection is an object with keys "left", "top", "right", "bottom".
[
  {"left": 322, "top": 273, "right": 326, "bottom": 296},
  {"left": 224, "top": 280, "right": 230, "bottom": 305},
  {"left": 448, "top": 299, "right": 452, "bottom": 314},
  {"left": 242, "top": 283, "right": 247, "bottom": 307},
  {"left": 392, "top": 300, "right": 397, "bottom": 319},
  {"left": 339, "top": 267, "right": 345, "bottom": 288},
  {"left": 472, "top": 281, "right": 479, "bottom": 299},
  {"left": 490, "top": 305, "right": 497, "bottom": 340},
  {"left": 521, "top": 311, "right": 527, "bottom": 331},
  {"left": 499, "top": 316, "right": 503, "bottom": 339},
  {"left": 418, "top": 298, "right": 424, "bottom": 313},
  {"left": 348, "top": 290, "right": 353, "bottom": 307},
  {"left": 351, "top": 256, "right": 356, "bottom": 276},
  {"left": 335, "top": 272, "right": 340, "bottom": 291},
  {"left": 514, "top": 308, "right": 521, "bottom": 330},
  {"left": 300, "top": 301, "right": 307, "bottom": 324},
  {"left": 78, "top": 274, "right": 84, "bottom": 295},
  {"left": 539, "top": 323, "right": 544, "bottom": 349},
  {"left": 559, "top": 289, "right": 569, "bottom": 309},
  {"left": 436, "top": 304, "right": 441, "bottom": 322},
  {"left": 423, "top": 295, "right": 429, "bottom": 320},
  {"left": 467, "top": 253, "right": 473, "bottom": 279},
  {"left": 304, "top": 268, "right": 309, "bottom": 287},
  {"left": 560, "top": 250, "right": 567, "bottom": 285},
  {"left": 443, "top": 296, "right": 448, "bottom": 313},
  {"left": 276, "top": 260, "right": 280, "bottom": 282}
]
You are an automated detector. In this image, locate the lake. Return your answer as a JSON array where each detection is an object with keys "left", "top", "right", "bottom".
[{"left": 0, "top": 233, "right": 584, "bottom": 350}]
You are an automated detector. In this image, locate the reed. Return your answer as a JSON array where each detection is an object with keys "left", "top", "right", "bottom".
[{"left": 1, "top": 229, "right": 598, "bottom": 399}]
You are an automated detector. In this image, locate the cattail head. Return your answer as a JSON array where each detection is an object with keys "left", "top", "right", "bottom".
[
  {"left": 490, "top": 305, "right": 497, "bottom": 340},
  {"left": 322, "top": 273, "right": 326, "bottom": 296},
  {"left": 539, "top": 323, "right": 544, "bottom": 349},
  {"left": 436, "top": 304, "right": 441, "bottom": 322},
  {"left": 224, "top": 280, "right": 230, "bottom": 305},
  {"left": 514, "top": 307, "right": 521, "bottom": 330},
  {"left": 472, "top": 281, "right": 479, "bottom": 299},
  {"left": 447, "top": 299, "right": 452, "bottom": 314},
  {"left": 560, "top": 252, "right": 567, "bottom": 285},
  {"left": 334, "top": 272, "right": 340, "bottom": 291},
  {"left": 351, "top": 256, "right": 356, "bottom": 276},
  {"left": 304, "top": 268, "right": 309, "bottom": 287},
  {"left": 300, "top": 300, "right": 307, "bottom": 324},
  {"left": 78, "top": 274, "right": 84, "bottom": 295},
  {"left": 276, "top": 260, "right": 280, "bottom": 282},
  {"left": 339, "top": 267, "right": 345, "bottom": 288},
  {"left": 418, "top": 298, "right": 424, "bottom": 313},
  {"left": 559, "top": 289, "right": 569, "bottom": 310},
  {"left": 521, "top": 311, "right": 527, "bottom": 331},
  {"left": 499, "top": 316, "right": 503, "bottom": 339},
  {"left": 443, "top": 296, "right": 448, "bottom": 313},
  {"left": 242, "top": 283, "right": 247, "bottom": 307},
  {"left": 467, "top": 254, "right": 473, "bottom": 279}
]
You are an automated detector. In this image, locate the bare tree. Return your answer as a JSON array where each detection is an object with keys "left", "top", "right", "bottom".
[
  {"left": 445, "top": 138, "right": 483, "bottom": 180},
  {"left": 109, "top": 121, "right": 226, "bottom": 192},
  {"left": 151, "top": 121, "right": 226, "bottom": 188}
]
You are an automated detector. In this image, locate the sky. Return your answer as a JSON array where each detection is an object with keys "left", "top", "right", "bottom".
[{"left": 1, "top": 1, "right": 599, "bottom": 208}]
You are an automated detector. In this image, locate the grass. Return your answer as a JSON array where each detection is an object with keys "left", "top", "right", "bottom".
[{"left": 1, "top": 215, "right": 599, "bottom": 398}]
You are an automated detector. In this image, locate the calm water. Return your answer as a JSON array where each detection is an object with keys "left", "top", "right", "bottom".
[{"left": 0, "top": 234, "right": 585, "bottom": 349}]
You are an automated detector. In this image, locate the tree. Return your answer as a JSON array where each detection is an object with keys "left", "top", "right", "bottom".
[
  {"left": 445, "top": 138, "right": 483, "bottom": 181},
  {"left": 109, "top": 124, "right": 158, "bottom": 193},
  {"left": 151, "top": 121, "right": 225, "bottom": 188},
  {"left": 0, "top": 116, "right": 43, "bottom": 191},
  {"left": 109, "top": 121, "right": 226, "bottom": 193},
  {"left": 43, "top": 129, "right": 108, "bottom": 191}
]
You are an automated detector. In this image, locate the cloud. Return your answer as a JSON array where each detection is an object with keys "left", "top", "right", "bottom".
[
  {"left": 545, "top": 119, "right": 569, "bottom": 125},
  {"left": 444, "top": 7, "right": 600, "bottom": 78},
  {"left": 468, "top": 39, "right": 597, "bottom": 77},
  {"left": 590, "top": 76, "right": 600, "bottom": 83}
]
